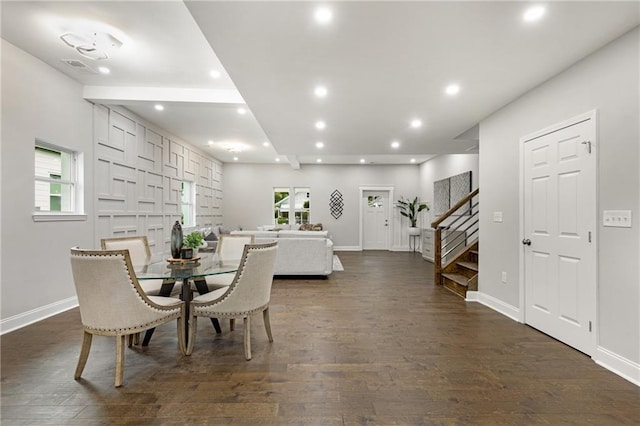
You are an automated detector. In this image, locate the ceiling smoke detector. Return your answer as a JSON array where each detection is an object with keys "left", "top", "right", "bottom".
[{"left": 60, "top": 31, "right": 123, "bottom": 60}]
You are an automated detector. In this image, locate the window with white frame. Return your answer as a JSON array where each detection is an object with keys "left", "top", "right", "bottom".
[
  {"left": 34, "top": 141, "right": 83, "bottom": 217},
  {"left": 273, "top": 187, "right": 290, "bottom": 225},
  {"left": 181, "top": 180, "right": 196, "bottom": 227},
  {"left": 294, "top": 187, "right": 310, "bottom": 224}
]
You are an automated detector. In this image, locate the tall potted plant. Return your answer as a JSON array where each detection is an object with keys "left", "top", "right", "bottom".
[{"left": 396, "top": 196, "right": 429, "bottom": 235}]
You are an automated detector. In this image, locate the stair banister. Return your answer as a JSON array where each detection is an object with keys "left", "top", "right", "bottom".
[{"left": 431, "top": 188, "right": 479, "bottom": 286}]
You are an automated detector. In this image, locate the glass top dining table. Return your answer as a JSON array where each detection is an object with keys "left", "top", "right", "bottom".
[
  {"left": 134, "top": 253, "right": 239, "bottom": 283},
  {"left": 133, "top": 253, "right": 240, "bottom": 347}
]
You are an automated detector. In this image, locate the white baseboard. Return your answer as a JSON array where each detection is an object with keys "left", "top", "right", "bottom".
[
  {"left": 0, "top": 296, "right": 78, "bottom": 335},
  {"left": 472, "top": 291, "right": 522, "bottom": 322},
  {"left": 471, "top": 292, "right": 639, "bottom": 387},
  {"left": 334, "top": 246, "right": 361, "bottom": 251},
  {"left": 465, "top": 291, "right": 479, "bottom": 302},
  {"left": 595, "top": 346, "right": 640, "bottom": 386}
]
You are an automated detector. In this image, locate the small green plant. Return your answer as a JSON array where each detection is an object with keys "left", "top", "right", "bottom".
[
  {"left": 396, "top": 196, "right": 429, "bottom": 227},
  {"left": 183, "top": 231, "right": 204, "bottom": 248}
]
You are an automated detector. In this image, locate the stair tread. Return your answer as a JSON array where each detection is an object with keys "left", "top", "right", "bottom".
[
  {"left": 442, "top": 273, "right": 470, "bottom": 287},
  {"left": 456, "top": 261, "right": 478, "bottom": 271}
]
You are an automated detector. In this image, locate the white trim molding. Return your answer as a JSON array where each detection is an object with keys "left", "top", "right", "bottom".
[
  {"left": 32, "top": 213, "right": 88, "bottom": 222},
  {"left": 334, "top": 246, "right": 362, "bottom": 252},
  {"left": 595, "top": 346, "right": 640, "bottom": 386},
  {"left": 472, "top": 291, "right": 522, "bottom": 323},
  {"left": 0, "top": 296, "right": 78, "bottom": 335}
]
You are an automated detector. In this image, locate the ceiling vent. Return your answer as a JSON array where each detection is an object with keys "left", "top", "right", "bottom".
[{"left": 61, "top": 59, "right": 98, "bottom": 74}]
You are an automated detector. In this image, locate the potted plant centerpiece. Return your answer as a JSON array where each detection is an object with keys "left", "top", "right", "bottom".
[
  {"left": 396, "top": 196, "right": 429, "bottom": 235},
  {"left": 182, "top": 231, "right": 205, "bottom": 259}
]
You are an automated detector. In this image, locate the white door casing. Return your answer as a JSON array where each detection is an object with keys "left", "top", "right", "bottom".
[
  {"left": 520, "top": 110, "right": 597, "bottom": 356},
  {"left": 362, "top": 190, "right": 390, "bottom": 250}
]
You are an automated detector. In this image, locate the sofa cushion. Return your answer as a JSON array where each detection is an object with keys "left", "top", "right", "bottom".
[
  {"left": 231, "top": 230, "right": 279, "bottom": 239},
  {"left": 278, "top": 230, "right": 328, "bottom": 238}
]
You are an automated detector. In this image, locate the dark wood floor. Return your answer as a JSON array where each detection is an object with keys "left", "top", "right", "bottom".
[{"left": 2, "top": 251, "right": 638, "bottom": 425}]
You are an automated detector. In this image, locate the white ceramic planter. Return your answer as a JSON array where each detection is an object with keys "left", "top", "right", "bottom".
[{"left": 408, "top": 227, "right": 421, "bottom": 236}]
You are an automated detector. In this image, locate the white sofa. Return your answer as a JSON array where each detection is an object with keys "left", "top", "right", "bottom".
[{"left": 230, "top": 230, "right": 333, "bottom": 276}]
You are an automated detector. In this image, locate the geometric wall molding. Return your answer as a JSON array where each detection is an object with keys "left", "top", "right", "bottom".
[{"left": 94, "top": 105, "right": 223, "bottom": 259}]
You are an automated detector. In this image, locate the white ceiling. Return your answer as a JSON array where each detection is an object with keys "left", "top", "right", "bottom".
[{"left": 2, "top": 1, "right": 639, "bottom": 167}]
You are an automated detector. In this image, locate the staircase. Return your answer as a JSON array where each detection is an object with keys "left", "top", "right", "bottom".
[
  {"left": 441, "top": 242, "right": 478, "bottom": 298},
  {"left": 432, "top": 189, "right": 479, "bottom": 298}
]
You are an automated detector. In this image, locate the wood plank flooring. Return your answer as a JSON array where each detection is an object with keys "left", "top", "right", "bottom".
[{"left": 2, "top": 251, "right": 638, "bottom": 425}]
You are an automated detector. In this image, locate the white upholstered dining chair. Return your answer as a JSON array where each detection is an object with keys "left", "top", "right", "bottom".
[
  {"left": 70, "top": 248, "right": 186, "bottom": 387},
  {"left": 186, "top": 241, "right": 278, "bottom": 360},
  {"left": 101, "top": 236, "right": 180, "bottom": 297},
  {"left": 200, "top": 234, "right": 255, "bottom": 291}
]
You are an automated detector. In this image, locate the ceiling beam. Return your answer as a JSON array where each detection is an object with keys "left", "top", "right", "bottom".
[{"left": 83, "top": 86, "right": 244, "bottom": 105}]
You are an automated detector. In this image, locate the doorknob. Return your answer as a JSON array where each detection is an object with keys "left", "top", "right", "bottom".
[{"left": 522, "top": 238, "right": 531, "bottom": 246}]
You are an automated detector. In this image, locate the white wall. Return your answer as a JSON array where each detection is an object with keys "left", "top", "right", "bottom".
[
  {"left": 1, "top": 40, "right": 94, "bottom": 329},
  {"left": 479, "top": 28, "right": 639, "bottom": 379},
  {"left": 222, "top": 163, "right": 421, "bottom": 249},
  {"left": 0, "top": 40, "right": 225, "bottom": 332},
  {"left": 419, "top": 154, "right": 479, "bottom": 224}
]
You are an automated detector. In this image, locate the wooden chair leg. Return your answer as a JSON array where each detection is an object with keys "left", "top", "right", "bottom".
[
  {"left": 74, "top": 331, "right": 92, "bottom": 380},
  {"left": 115, "top": 335, "right": 126, "bottom": 387},
  {"left": 127, "top": 334, "right": 134, "bottom": 347},
  {"left": 177, "top": 316, "right": 186, "bottom": 355},
  {"left": 263, "top": 307, "right": 273, "bottom": 342},
  {"left": 133, "top": 332, "right": 140, "bottom": 345},
  {"left": 243, "top": 316, "right": 251, "bottom": 360},
  {"left": 230, "top": 318, "right": 235, "bottom": 331},
  {"left": 186, "top": 316, "right": 198, "bottom": 356}
]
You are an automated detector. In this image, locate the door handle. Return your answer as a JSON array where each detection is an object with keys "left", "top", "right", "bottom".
[{"left": 522, "top": 238, "right": 531, "bottom": 246}]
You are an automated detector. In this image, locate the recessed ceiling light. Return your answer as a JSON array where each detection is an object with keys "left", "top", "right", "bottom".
[
  {"left": 210, "top": 69, "right": 221, "bottom": 79},
  {"left": 316, "top": 158, "right": 323, "bottom": 163},
  {"left": 410, "top": 119, "right": 422, "bottom": 128},
  {"left": 233, "top": 156, "right": 239, "bottom": 161},
  {"left": 275, "top": 158, "right": 281, "bottom": 162},
  {"left": 410, "top": 158, "right": 416, "bottom": 163},
  {"left": 523, "top": 5, "right": 546, "bottom": 22},
  {"left": 98, "top": 66, "right": 110, "bottom": 75},
  {"left": 208, "top": 140, "right": 214, "bottom": 146},
  {"left": 315, "top": 120, "right": 326, "bottom": 130},
  {"left": 237, "top": 107, "right": 247, "bottom": 115},
  {"left": 315, "top": 142, "right": 324, "bottom": 149},
  {"left": 314, "top": 85, "right": 328, "bottom": 98},
  {"left": 154, "top": 104, "right": 164, "bottom": 111},
  {"left": 314, "top": 7, "right": 333, "bottom": 24},
  {"left": 360, "top": 158, "right": 366, "bottom": 164},
  {"left": 391, "top": 141, "right": 400, "bottom": 149},
  {"left": 445, "top": 84, "right": 460, "bottom": 95},
  {"left": 263, "top": 141, "right": 270, "bottom": 147}
]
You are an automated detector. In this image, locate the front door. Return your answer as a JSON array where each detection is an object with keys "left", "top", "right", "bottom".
[
  {"left": 363, "top": 191, "right": 389, "bottom": 250},
  {"left": 522, "top": 112, "right": 596, "bottom": 355}
]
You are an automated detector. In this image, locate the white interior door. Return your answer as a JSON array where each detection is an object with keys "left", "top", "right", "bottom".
[
  {"left": 363, "top": 191, "right": 389, "bottom": 250},
  {"left": 522, "top": 113, "right": 596, "bottom": 355}
]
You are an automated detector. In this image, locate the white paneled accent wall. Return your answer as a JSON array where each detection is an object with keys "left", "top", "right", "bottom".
[{"left": 94, "top": 105, "right": 223, "bottom": 260}]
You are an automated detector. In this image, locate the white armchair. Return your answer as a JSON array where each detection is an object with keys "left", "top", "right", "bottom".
[{"left": 70, "top": 248, "right": 185, "bottom": 387}]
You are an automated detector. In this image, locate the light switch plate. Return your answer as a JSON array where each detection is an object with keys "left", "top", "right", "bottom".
[
  {"left": 603, "top": 210, "right": 632, "bottom": 228},
  {"left": 493, "top": 212, "right": 503, "bottom": 223}
]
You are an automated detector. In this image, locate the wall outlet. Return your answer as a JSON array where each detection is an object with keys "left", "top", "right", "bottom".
[
  {"left": 501, "top": 271, "right": 507, "bottom": 283},
  {"left": 493, "top": 211, "right": 503, "bottom": 223}
]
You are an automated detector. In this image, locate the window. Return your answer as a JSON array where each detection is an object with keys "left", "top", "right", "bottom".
[
  {"left": 34, "top": 141, "right": 85, "bottom": 221},
  {"left": 294, "top": 187, "right": 310, "bottom": 224},
  {"left": 181, "top": 181, "right": 195, "bottom": 227},
  {"left": 273, "top": 187, "right": 290, "bottom": 224}
]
